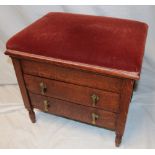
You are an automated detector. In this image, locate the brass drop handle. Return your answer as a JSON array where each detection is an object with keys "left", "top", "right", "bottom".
[
  {"left": 40, "top": 82, "right": 47, "bottom": 95},
  {"left": 43, "top": 100, "right": 49, "bottom": 112},
  {"left": 91, "top": 94, "right": 99, "bottom": 107},
  {"left": 92, "top": 113, "right": 99, "bottom": 125}
]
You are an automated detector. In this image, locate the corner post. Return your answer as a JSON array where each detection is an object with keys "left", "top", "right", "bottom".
[
  {"left": 12, "top": 57, "right": 36, "bottom": 123},
  {"left": 115, "top": 79, "right": 134, "bottom": 146}
]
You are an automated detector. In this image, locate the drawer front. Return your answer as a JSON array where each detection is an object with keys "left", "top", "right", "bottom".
[
  {"left": 24, "top": 74, "right": 120, "bottom": 113},
  {"left": 21, "top": 60, "right": 122, "bottom": 93},
  {"left": 29, "top": 93, "right": 116, "bottom": 130}
]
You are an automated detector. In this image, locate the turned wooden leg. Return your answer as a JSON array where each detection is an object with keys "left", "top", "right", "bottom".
[
  {"left": 115, "top": 134, "right": 122, "bottom": 147},
  {"left": 28, "top": 109, "right": 36, "bottom": 123}
]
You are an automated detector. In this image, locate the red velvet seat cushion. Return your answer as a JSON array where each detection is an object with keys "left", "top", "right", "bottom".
[{"left": 6, "top": 12, "right": 148, "bottom": 73}]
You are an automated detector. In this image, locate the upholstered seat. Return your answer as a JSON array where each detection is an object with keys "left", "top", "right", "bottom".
[{"left": 6, "top": 12, "right": 148, "bottom": 74}]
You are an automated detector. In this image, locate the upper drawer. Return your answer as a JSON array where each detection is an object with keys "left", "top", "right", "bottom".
[
  {"left": 21, "top": 60, "right": 122, "bottom": 93},
  {"left": 24, "top": 74, "right": 120, "bottom": 113}
]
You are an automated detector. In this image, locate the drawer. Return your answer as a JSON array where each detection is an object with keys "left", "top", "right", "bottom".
[
  {"left": 29, "top": 93, "right": 116, "bottom": 130},
  {"left": 21, "top": 60, "right": 122, "bottom": 93},
  {"left": 24, "top": 74, "right": 120, "bottom": 113}
]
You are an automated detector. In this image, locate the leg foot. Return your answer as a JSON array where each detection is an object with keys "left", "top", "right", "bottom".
[
  {"left": 28, "top": 110, "right": 36, "bottom": 123},
  {"left": 115, "top": 134, "right": 122, "bottom": 147}
]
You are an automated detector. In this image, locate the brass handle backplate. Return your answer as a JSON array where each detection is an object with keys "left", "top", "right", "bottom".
[
  {"left": 43, "top": 100, "right": 49, "bottom": 112},
  {"left": 91, "top": 94, "right": 99, "bottom": 107},
  {"left": 92, "top": 113, "right": 99, "bottom": 125},
  {"left": 40, "top": 82, "right": 47, "bottom": 95}
]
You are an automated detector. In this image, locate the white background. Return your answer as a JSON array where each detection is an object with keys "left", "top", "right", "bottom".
[{"left": 0, "top": 5, "right": 155, "bottom": 148}]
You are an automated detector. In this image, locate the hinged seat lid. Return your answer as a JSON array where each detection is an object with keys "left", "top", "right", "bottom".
[{"left": 5, "top": 12, "right": 148, "bottom": 80}]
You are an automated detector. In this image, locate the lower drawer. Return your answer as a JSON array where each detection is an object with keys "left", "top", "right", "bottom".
[{"left": 29, "top": 93, "right": 116, "bottom": 130}]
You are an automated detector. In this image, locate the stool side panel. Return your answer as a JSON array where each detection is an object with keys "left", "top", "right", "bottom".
[{"left": 11, "top": 57, "right": 32, "bottom": 110}]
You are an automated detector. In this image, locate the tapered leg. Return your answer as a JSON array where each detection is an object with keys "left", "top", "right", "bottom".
[
  {"left": 28, "top": 109, "right": 36, "bottom": 123},
  {"left": 115, "top": 134, "right": 122, "bottom": 147}
]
